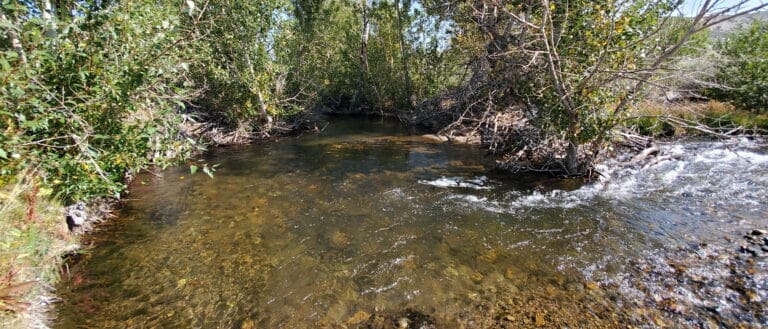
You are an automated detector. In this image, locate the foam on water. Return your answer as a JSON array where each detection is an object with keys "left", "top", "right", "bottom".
[
  {"left": 442, "top": 139, "right": 768, "bottom": 213},
  {"left": 418, "top": 176, "right": 494, "bottom": 189}
]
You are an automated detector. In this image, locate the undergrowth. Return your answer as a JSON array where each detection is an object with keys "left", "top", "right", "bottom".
[
  {"left": 0, "top": 173, "right": 75, "bottom": 329},
  {"left": 625, "top": 100, "right": 768, "bottom": 137}
]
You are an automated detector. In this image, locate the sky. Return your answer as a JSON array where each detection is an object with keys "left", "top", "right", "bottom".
[{"left": 679, "top": 0, "right": 767, "bottom": 16}]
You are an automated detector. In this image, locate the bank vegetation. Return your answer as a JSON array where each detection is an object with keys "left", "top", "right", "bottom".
[{"left": 1, "top": 0, "right": 767, "bottom": 327}]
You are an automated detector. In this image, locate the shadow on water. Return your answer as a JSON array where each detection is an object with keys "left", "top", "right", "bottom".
[{"left": 54, "top": 117, "right": 768, "bottom": 328}]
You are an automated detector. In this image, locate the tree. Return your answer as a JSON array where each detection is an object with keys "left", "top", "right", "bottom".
[
  {"left": 419, "top": 0, "right": 768, "bottom": 175},
  {"left": 707, "top": 20, "right": 768, "bottom": 112},
  {"left": 190, "top": 0, "right": 293, "bottom": 132},
  {"left": 1, "top": 0, "right": 203, "bottom": 200},
  {"left": 395, "top": 0, "right": 413, "bottom": 104}
]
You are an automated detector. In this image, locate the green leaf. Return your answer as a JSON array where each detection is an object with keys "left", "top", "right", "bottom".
[
  {"left": 9, "top": 228, "right": 22, "bottom": 237},
  {"left": 0, "top": 58, "right": 10, "bottom": 72},
  {"left": 189, "top": 165, "right": 198, "bottom": 174}
]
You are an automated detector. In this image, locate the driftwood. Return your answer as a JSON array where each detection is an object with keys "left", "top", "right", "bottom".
[
  {"left": 628, "top": 146, "right": 660, "bottom": 164},
  {"left": 643, "top": 154, "right": 682, "bottom": 168},
  {"left": 616, "top": 131, "right": 654, "bottom": 151}
]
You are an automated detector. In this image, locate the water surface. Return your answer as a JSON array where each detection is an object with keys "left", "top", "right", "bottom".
[{"left": 55, "top": 118, "right": 768, "bottom": 328}]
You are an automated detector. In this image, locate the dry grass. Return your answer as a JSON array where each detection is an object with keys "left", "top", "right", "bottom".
[
  {"left": 0, "top": 172, "right": 77, "bottom": 329},
  {"left": 626, "top": 100, "right": 768, "bottom": 137}
]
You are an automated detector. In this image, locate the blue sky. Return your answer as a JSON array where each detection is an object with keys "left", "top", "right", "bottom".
[{"left": 679, "top": 0, "right": 767, "bottom": 16}]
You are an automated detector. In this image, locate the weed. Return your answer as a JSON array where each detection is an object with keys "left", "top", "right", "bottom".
[{"left": 0, "top": 172, "right": 73, "bottom": 328}]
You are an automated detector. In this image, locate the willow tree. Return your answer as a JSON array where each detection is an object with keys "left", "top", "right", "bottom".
[
  {"left": 424, "top": 0, "right": 767, "bottom": 175},
  {"left": 191, "top": 0, "right": 293, "bottom": 132},
  {"left": 1, "top": 0, "right": 204, "bottom": 200}
]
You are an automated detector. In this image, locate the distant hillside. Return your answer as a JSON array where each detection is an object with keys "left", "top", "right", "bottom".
[{"left": 708, "top": 11, "right": 768, "bottom": 39}]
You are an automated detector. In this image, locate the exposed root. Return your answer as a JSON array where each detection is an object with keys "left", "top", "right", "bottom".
[
  {"left": 410, "top": 90, "right": 597, "bottom": 177},
  {"left": 180, "top": 112, "right": 320, "bottom": 146}
]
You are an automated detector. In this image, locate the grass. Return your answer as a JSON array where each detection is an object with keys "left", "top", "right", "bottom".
[
  {"left": 625, "top": 100, "right": 768, "bottom": 137},
  {"left": 0, "top": 172, "right": 77, "bottom": 329}
]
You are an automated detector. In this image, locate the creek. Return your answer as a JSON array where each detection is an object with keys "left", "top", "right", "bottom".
[{"left": 54, "top": 117, "right": 768, "bottom": 328}]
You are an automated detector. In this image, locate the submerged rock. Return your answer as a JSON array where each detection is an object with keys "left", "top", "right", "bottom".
[
  {"left": 534, "top": 312, "right": 546, "bottom": 326},
  {"left": 347, "top": 311, "right": 371, "bottom": 325},
  {"left": 356, "top": 309, "right": 436, "bottom": 329},
  {"left": 329, "top": 231, "right": 350, "bottom": 249}
]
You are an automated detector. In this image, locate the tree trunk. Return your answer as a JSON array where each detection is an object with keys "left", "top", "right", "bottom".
[
  {"left": 354, "top": 0, "right": 370, "bottom": 110},
  {"left": 42, "top": 0, "right": 58, "bottom": 38},
  {"left": 566, "top": 139, "right": 579, "bottom": 175},
  {"left": 395, "top": 0, "right": 412, "bottom": 106},
  {"left": 0, "top": 11, "right": 26, "bottom": 64},
  {"left": 245, "top": 53, "right": 273, "bottom": 129},
  {"left": 565, "top": 109, "right": 580, "bottom": 175},
  {"left": 256, "top": 90, "right": 273, "bottom": 130}
]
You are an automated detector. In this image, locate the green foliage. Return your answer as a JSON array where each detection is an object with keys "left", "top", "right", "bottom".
[
  {"left": 415, "top": 0, "right": 740, "bottom": 173},
  {"left": 284, "top": 0, "right": 461, "bottom": 112},
  {"left": 1, "top": 1, "right": 202, "bottom": 202},
  {"left": 625, "top": 117, "right": 676, "bottom": 137},
  {"left": 706, "top": 20, "right": 768, "bottom": 112},
  {"left": 191, "top": 0, "right": 295, "bottom": 127},
  {"left": 284, "top": 0, "right": 360, "bottom": 108},
  {"left": 659, "top": 17, "right": 711, "bottom": 58},
  {"left": 534, "top": 0, "right": 679, "bottom": 140}
]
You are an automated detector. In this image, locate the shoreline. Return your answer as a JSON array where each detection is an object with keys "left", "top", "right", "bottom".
[
  {"left": 0, "top": 119, "right": 307, "bottom": 328},
  {"left": 5, "top": 112, "right": 765, "bottom": 328}
]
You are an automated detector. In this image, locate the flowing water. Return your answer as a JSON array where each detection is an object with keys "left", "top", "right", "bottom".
[{"left": 54, "top": 117, "right": 768, "bottom": 328}]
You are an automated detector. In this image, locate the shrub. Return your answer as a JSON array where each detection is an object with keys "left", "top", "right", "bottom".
[
  {"left": 1, "top": 1, "right": 201, "bottom": 202},
  {"left": 706, "top": 20, "right": 768, "bottom": 112}
]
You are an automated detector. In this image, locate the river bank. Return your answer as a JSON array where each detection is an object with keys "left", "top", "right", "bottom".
[
  {"left": 0, "top": 116, "right": 315, "bottom": 328},
  {"left": 3, "top": 112, "right": 766, "bottom": 328},
  {"left": 50, "top": 117, "right": 768, "bottom": 328}
]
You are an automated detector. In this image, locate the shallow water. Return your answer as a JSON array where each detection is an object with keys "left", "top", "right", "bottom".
[{"left": 55, "top": 118, "right": 768, "bottom": 328}]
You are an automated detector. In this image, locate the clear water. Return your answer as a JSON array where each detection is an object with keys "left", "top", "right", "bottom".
[{"left": 54, "top": 117, "right": 768, "bottom": 328}]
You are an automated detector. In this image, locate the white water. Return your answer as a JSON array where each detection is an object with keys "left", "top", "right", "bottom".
[{"left": 435, "top": 138, "right": 768, "bottom": 215}]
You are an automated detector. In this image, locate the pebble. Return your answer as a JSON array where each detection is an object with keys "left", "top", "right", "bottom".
[
  {"left": 346, "top": 311, "right": 371, "bottom": 325},
  {"left": 566, "top": 283, "right": 584, "bottom": 292},
  {"left": 534, "top": 312, "right": 546, "bottom": 326},
  {"left": 65, "top": 202, "right": 87, "bottom": 229},
  {"left": 329, "top": 231, "right": 350, "bottom": 249},
  {"left": 498, "top": 313, "right": 515, "bottom": 321},
  {"left": 241, "top": 320, "right": 255, "bottom": 329},
  {"left": 745, "top": 291, "right": 761, "bottom": 303},
  {"left": 739, "top": 245, "right": 758, "bottom": 257},
  {"left": 504, "top": 267, "right": 522, "bottom": 280}
]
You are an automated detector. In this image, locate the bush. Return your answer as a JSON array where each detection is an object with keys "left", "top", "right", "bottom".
[
  {"left": 0, "top": 1, "right": 201, "bottom": 202},
  {"left": 706, "top": 20, "right": 768, "bottom": 112}
]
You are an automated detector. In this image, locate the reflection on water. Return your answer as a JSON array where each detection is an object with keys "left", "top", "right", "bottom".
[{"left": 54, "top": 118, "right": 768, "bottom": 328}]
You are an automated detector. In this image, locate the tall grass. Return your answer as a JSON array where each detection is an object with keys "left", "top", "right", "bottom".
[
  {"left": 0, "top": 173, "right": 76, "bottom": 328},
  {"left": 625, "top": 100, "right": 768, "bottom": 137}
]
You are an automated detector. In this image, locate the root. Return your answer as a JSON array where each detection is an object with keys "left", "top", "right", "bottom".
[{"left": 410, "top": 85, "right": 597, "bottom": 177}]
